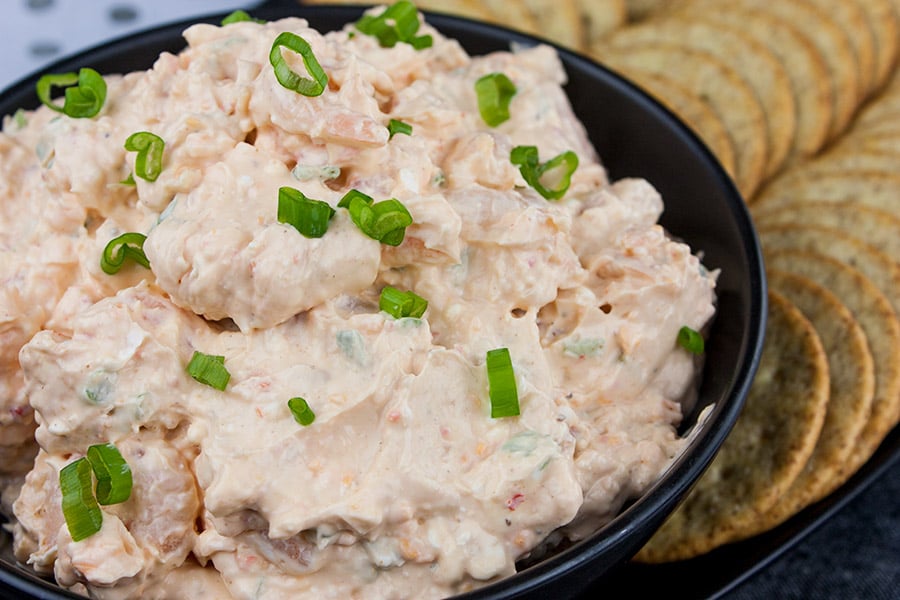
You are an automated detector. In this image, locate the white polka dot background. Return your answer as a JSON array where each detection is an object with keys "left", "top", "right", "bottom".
[{"left": 1, "top": 0, "right": 251, "bottom": 90}]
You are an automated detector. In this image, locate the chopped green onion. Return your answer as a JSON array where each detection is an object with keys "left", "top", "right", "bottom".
[
  {"left": 337, "top": 188, "right": 373, "bottom": 209},
  {"left": 486, "top": 348, "right": 520, "bottom": 418},
  {"left": 12, "top": 109, "right": 27, "bottom": 129},
  {"left": 277, "top": 187, "right": 335, "bottom": 238},
  {"left": 187, "top": 351, "right": 231, "bottom": 390},
  {"left": 475, "top": 73, "right": 517, "bottom": 127},
  {"left": 59, "top": 458, "right": 103, "bottom": 542},
  {"left": 36, "top": 68, "right": 106, "bottom": 119},
  {"left": 387, "top": 119, "right": 413, "bottom": 139},
  {"left": 100, "top": 232, "right": 150, "bottom": 275},
  {"left": 124, "top": 131, "right": 165, "bottom": 182},
  {"left": 510, "top": 145, "right": 579, "bottom": 200},
  {"left": 340, "top": 190, "right": 412, "bottom": 246},
  {"left": 221, "top": 9, "right": 264, "bottom": 25},
  {"left": 354, "top": 1, "right": 433, "bottom": 49},
  {"left": 269, "top": 32, "right": 328, "bottom": 97},
  {"left": 86, "top": 443, "right": 132, "bottom": 506},
  {"left": 379, "top": 286, "right": 428, "bottom": 319},
  {"left": 287, "top": 397, "right": 316, "bottom": 426},
  {"left": 677, "top": 326, "right": 705, "bottom": 354}
]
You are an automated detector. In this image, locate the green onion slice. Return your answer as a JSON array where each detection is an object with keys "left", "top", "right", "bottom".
[
  {"left": 340, "top": 190, "right": 412, "bottom": 246},
  {"left": 100, "top": 232, "right": 150, "bottom": 275},
  {"left": 86, "top": 443, "right": 133, "bottom": 506},
  {"left": 269, "top": 32, "right": 328, "bottom": 96},
  {"left": 59, "top": 458, "right": 103, "bottom": 542},
  {"left": 379, "top": 286, "right": 428, "bottom": 319},
  {"left": 387, "top": 118, "right": 413, "bottom": 139},
  {"left": 124, "top": 131, "right": 165, "bottom": 182},
  {"left": 221, "top": 10, "right": 264, "bottom": 25},
  {"left": 288, "top": 397, "right": 316, "bottom": 426},
  {"left": 486, "top": 348, "right": 520, "bottom": 418},
  {"left": 475, "top": 73, "right": 517, "bottom": 127},
  {"left": 187, "top": 351, "right": 231, "bottom": 391},
  {"left": 354, "top": 1, "right": 433, "bottom": 49},
  {"left": 36, "top": 68, "right": 107, "bottom": 118},
  {"left": 677, "top": 326, "right": 705, "bottom": 354},
  {"left": 277, "top": 187, "right": 335, "bottom": 238},
  {"left": 510, "top": 145, "right": 579, "bottom": 200}
]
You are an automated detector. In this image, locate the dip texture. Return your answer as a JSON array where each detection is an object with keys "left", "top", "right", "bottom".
[{"left": 0, "top": 7, "right": 716, "bottom": 599}]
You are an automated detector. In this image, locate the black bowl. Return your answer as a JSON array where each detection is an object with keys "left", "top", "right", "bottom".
[{"left": 0, "top": 4, "right": 766, "bottom": 599}]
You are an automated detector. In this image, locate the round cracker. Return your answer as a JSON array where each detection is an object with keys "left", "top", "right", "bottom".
[
  {"left": 746, "top": 269, "right": 874, "bottom": 535},
  {"left": 765, "top": 251, "right": 900, "bottom": 480},
  {"left": 616, "top": 71, "right": 737, "bottom": 177},
  {"left": 634, "top": 291, "right": 829, "bottom": 563},
  {"left": 599, "top": 43, "right": 768, "bottom": 197},
  {"left": 574, "top": 0, "right": 627, "bottom": 47},
  {"left": 601, "top": 15, "right": 795, "bottom": 177},
  {"left": 623, "top": 0, "right": 669, "bottom": 22},
  {"left": 752, "top": 170, "right": 900, "bottom": 215},
  {"left": 480, "top": 0, "right": 540, "bottom": 37},
  {"left": 520, "top": 0, "right": 585, "bottom": 50},
  {"left": 757, "top": 224, "right": 900, "bottom": 320},
  {"left": 767, "top": 150, "right": 900, "bottom": 188},
  {"left": 677, "top": 0, "right": 857, "bottom": 144},
  {"left": 669, "top": 5, "right": 832, "bottom": 159},
  {"left": 856, "top": 0, "right": 900, "bottom": 90},
  {"left": 807, "top": 0, "right": 878, "bottom": 98},
  {"left": 752, "top": 201, "right": 900, "bottom": 262}
]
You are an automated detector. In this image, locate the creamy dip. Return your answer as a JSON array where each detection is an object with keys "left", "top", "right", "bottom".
[{"left": 0, "top": 5, "right": 716, "bottom": 599}]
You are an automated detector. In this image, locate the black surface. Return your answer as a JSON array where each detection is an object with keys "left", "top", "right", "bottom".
[{"left": 0, "top": 5, "right": 765, "bottom": 599}]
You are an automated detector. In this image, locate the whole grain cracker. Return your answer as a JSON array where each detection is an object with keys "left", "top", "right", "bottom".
[
  {"left": 807, "top": 0, "right": 877, "bottom": 98},
  {"left": 616, "top": 71, "right": 737, "bottom": 176},
  {"left": 676, "top": 0, "right": 857, "bottom": 143},
  {"left": 746, "top": 269, "right": 874, "bottom": 534},
  {"left": 765, "top": 251, "right": 900, "bottom": 480},
  {"left": 757, "top": 224, "right": 900, "bottom": 320},
  {"left": 669, "top": 5, "right": 831, "bottom": 159},
  {"left": 752, "top": 170, "right": 900, "bottom": 213},
  {"left": 856, "top": 0, "right": 900, "bottom": 90},
  {"left": 600, "top": 15, "right": 795, "bottom": 177},
  {"left": 752, "top": 202, "right": 900, "bottom": 263},
  {"left": 634, "top": 291, "right": 829, "bottom": 563},
  {"left": 599, "top": 43, "right": 768, "bottom": 197},
  {"left": 521, "top": 0, "right": 584, "bottom": 50},
  {"left": 573, "top": 0, "right": 627, "bottom": 47}
]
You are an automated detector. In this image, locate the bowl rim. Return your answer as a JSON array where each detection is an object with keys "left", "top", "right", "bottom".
[{"left": 0, "top": 4, "right": 767, "bottom": 599}]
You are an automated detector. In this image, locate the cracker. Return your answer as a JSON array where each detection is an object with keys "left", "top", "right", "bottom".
[
  {"left": 752, "top": 201, "right": 900, "bottom": 263},
  {"left": 746, "top": 269, "right": 874, "bottom": 534},
  {"left": 752, "top": 170, "right": 900, "bottom": 214},
  {"left": 807, "top": 0, "right": 878, "bottom": 98},
  {"left": 767, "top": 150, "right": 900, "bottom": 188},
  {"left": 623, "top": 0, "right": 669, "bottom": 22},
  {"left": 757, "top": 224, "right": 900, "bottom": 320},
  {"left": 677, "top": 0, "right": 856, "bottom": 144},
  {"left": 479, "top": 0, "right": 540, "bottom": 37},
  {"left": 855, "top": 0, "right": 900, "bottom": 90},
  {"left": 634, "top": 291, "right": 829, "bottom": 563},
  {"left": 669, "top": 5, "right": 831, "bottom": 159},
  {"left": 599, "top": 43, "right": 768, "bottom": 197},
  {"left": 574, "top": 0, "right": 627, "bottom": 47},
  {"left": 520, "top": 0, "right": 584, "bottom": 50},
  {"left": 617, "top": 72, "right": 737, "bottom": 177},
  {"left": 601, "top": 15, "right": 795, "bottom": 177},
  {"left": 765, "top": 251, "right": 900, "bottom": 481}
]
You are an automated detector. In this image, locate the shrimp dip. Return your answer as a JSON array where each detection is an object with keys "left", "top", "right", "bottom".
[{"left": 0, "top": 4, "right": 716, "bottom": 598}]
